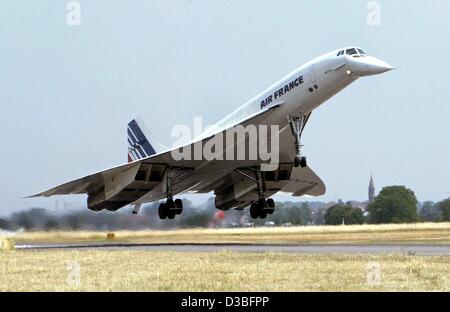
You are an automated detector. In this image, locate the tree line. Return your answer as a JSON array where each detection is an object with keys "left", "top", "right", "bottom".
[
  {"left": 324, "top": 186, "right": 450, "bottom": 225},
  {"left": 0, "top": 186, "right": 449, "bottom": 231}
]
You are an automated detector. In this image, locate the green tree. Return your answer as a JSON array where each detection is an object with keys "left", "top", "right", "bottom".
[
  {"left": 45, "top": 219, "right": 60, "bottom": 231},
  {"left": 437, "top": 198, "right": 450, "bottom": 221},
  {"left": 14, "top": 213, "right": 34, "bottom": 230},
  {"left": 367, "top": 186, "right": 418, "bottom": 224},
  {"left": 313, "top": 206, "right": 328, "bottom": 225},
  {"left": 324, "top": 204, "right": 364, "bottom": 225},
  {"left": 285, "top": 202, "right": 312, "bottom": 225},
  {"left": 0, "top": 218, "right": 11, "bottom": 230},
  {"left": 419, "top": 201, "right": 442, "bottom": 222},
  {"left": 269, "top": 202, "right": 312, "bottom": 226}
]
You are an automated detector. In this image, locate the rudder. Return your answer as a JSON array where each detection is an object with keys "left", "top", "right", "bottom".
[{"left": 127, "top": 117, "right": 157, "bottom": 162}]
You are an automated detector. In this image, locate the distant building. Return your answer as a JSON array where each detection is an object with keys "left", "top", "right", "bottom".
[{"left": 368, "top": 174, "right": 375, "bottom": 203}]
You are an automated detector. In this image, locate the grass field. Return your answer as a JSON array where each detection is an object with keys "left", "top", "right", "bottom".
[
  {"left": 5, "top": 222, "right": 450, "bottom": 245},
  {"left": 1, "top": 224, "right": 449, "bottom": 291},
  {"left": 0, "top": 251, "right": 449, "bottom": 291}
]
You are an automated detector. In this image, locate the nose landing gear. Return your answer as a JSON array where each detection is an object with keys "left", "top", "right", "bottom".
[
  {"left": 294, "top": 156, "right": 307, "bottom": 168},
  {"left": 288, "top": 114, "right": 311, "bottom": 168}
]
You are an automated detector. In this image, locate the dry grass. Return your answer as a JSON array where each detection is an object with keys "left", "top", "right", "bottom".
[
  {"left": 5, "top": 223, "right": 450, "bottom": 245},
  {"left": 0, "top": 238, "right": 15, "bottom": 251},
  {"left": 0, "top": 250, "right": 448, "bottom": 291}
]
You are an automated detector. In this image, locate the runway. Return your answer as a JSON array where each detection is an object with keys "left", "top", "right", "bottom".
[{"left": 15, "top": 243, "right": 450, "bottom": 256}]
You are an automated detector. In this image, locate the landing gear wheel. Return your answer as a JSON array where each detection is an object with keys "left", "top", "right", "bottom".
[
  {"left": 257, "top": 199, "right": 267, "bottom": 219},
  {"left": 174, "top": 199, "right": 183, "bottom": 209},
  {"left": 174, "top": 199, "right": 183, "bottom": 215},
  {"left": 266, "top": 198, "right": 275, "bottom": 214},
  {"left": 259, "top": 210, "right": 267, "bottom": 219},
  {"left": 294, "top": 156, "right": 307, "bottom": 168},
  {"left": 158, "top": 203, "right": 167, "bottom": 219},
  {"left": 250, "top": 203, "right": 259, "bottom": 219},
  {"left": 250, "top": 200, "right": 269, "bottom": 219},
  {"left": 167, "top": 210, "right": 176, "bottom": 219},
  {"left": 294, "top": 156, "right": 301, "bottom": 168},
  {"left": 166, "top": 198, "right": 175, "bottom": 209},
  {"left": 258, "top": 198, "right": 267, "bottom": 209},
  {"left": 300, "top": 156, "right": 307, "bottom": 168}
]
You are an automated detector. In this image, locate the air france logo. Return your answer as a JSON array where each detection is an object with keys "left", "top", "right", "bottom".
[{"left": 260, "top": 75, "right": 304, "bottom": 109}]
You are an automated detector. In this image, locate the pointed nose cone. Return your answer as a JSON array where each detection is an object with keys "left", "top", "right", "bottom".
[
  {"left": 347, "top": 56, "right": 395, "bottom": 77},
  {"left": 368, "top": 57, "right": 395, "bottom": 74}
]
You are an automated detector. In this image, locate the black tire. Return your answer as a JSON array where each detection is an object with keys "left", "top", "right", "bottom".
[
  {"left": 259, "top": 210, "right": 267, "bottom": 219},
  {"left": 300, "top": 156, "right": 307, "bottom": 168},
  {"left": 250, "top": 203, "right": 259, "bottom": 219},
  {"left": 259, "top": 198, "right": 267, "bottom": 208},
  {"left": 266, "top": 198, "right": 275, "bottom": 214},
  {"left": 258, "top": 199, "right": 267, "bottom": 218},
  {"left": 174, "top": 199, "right": 183, "bottom": 215},
  {"left": 158, "top": 203, "right": 167, "bottom": 219},
  {"left": 174, "top": 199, "right": 183, "bottom": 209},
  {"left": 166, "top": 198, "right": 175, "bottom": 209},
  {"left": 167, "top": 210, "right": 176, "bottom": 219},
  {"left": 294, "top": 156, "right": 301, "bottom": 168}
]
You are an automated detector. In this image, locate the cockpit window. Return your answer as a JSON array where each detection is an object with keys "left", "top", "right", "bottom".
[
  {"left": 357, "top": 48, "right": 367, "bottom": 56},
  {"left": 339, "top": 48, "right": 367, "bottom": 57},
  {"left": 346, "top": 48, "right": 358, "bottom": 55}
]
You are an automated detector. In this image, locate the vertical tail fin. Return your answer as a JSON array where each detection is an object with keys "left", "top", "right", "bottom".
[{"left": 127, "top": 117, "right": 158, "bottom": 162}]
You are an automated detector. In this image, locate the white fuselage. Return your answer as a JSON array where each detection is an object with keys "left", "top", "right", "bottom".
[{"left": 200, "top": 47, "right": 393, "bottom": 139}]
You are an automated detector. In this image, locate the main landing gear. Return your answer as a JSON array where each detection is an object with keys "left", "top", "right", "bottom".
[
  {"left": 250, "top": 198, "right": 275, "bottom": 219},
  {"left": 236, "top": 167, "right": 276, "bottom": 220},
  {"left": 158, "top": 168, "right": 184, "bottom": 219},
  {"left": 158, "top": 198, "right": 183, "bottom": 220},
  {"left": 288, "top": 114, "right": 310, "bottom": 168}
]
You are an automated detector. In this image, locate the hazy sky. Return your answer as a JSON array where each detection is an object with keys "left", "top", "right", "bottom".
[{"left": 1, "top": 1, "right": 449, "bottom": 215}]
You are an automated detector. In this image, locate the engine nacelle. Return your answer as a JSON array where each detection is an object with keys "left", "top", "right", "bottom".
[
  {"left": 214, "top": 179, "right": 256, "bottom": 210},
  {"left": 214, "top": 185, "right": 236, "bottom": 210},
  {"left": 87, "top": 164, "right": 141, "bottom": 212}
]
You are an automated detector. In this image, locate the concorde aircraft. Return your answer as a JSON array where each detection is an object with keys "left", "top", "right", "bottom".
[{"left": 30, "top": 47, "right": 393, "bottom": 220}]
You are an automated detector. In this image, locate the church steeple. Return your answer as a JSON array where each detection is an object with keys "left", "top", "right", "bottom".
[{"left": 368, "top": 173, "right": 375, "bottom": 203}]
